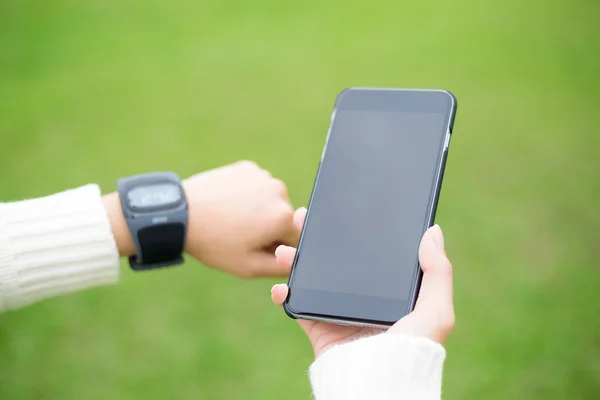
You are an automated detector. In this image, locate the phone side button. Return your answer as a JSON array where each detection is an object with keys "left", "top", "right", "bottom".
[
  {"left": 322, "top": 128, "right": 332, "bottom": 159},
  {"left": 443, "top": 129, "right": 451, "bottom": 150},
  {"left": 430, "top": 149, "right": 448, "bottom": 224},
  {"left": 439, "top": 149, "right": 448, "bottom": 178}
]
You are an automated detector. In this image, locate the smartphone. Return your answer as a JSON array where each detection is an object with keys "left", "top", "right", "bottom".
[{"left": 284, "top": 88, "right": 457, "bottom": 327}]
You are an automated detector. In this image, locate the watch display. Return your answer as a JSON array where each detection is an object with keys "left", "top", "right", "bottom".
[{"left": 127, "top": 183, "right": 182, "bottom": 209}]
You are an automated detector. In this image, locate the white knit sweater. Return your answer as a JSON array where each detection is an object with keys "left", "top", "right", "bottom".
[{"left": 0, "top": 185, "right": 445, "bottom": 399}]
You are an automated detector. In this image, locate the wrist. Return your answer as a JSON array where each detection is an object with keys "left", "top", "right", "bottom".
[
  {"left": 103, "top": 192, "right": 135, "bottom": 257},
  {"left": 181, "top": 178, "right": 204, "bottom": 258}
]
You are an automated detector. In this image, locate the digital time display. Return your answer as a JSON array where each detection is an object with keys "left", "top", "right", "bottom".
[{"left": 128, "top": 183, "right": 182, "bottom": 209}]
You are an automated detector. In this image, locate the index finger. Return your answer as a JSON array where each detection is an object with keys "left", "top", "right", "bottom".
[{"left": 275, "top": 206, "right": 307, "bottom": 248}]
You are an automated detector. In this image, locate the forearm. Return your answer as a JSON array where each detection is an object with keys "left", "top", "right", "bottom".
[
  {"left": 0, "top": 185, "right": 121, "bottom": 312},
  {"left": 309, "top": 333, "right": 446, "bottom": 400}
]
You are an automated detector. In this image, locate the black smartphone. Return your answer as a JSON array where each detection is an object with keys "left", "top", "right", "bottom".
[{"left": 284, "top": 88, "right": 457, "bottom": 327}]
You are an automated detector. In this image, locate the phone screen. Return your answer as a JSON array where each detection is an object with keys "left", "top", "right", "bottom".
[{"left": 287, "top": 89, "right": 454, "bottom": 324}]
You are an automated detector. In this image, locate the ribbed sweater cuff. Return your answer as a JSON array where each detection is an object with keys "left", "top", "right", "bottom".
[
  {"left": 309, "top": 333, "right": 446, "bottom": 400},
  {"left": 0, "top": 184, "right": 120, "bottom": 311}
]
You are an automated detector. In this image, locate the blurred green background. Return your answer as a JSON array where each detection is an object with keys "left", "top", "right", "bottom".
[{"left": 1, "top": 0, "right": 599, "bottom": 398}]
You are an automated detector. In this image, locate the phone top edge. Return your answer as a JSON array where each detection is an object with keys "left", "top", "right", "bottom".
[
  {"left": 337, "top": 87, "right": 456, "bottom": 97},
  {"left": 335, "top": 88, "right": 455, "bottom": 101},
  {"left": 334, "top": 88, "right": 457, "bottom": 132},
  {"left": 333, "top": 87, "right": 354, "bottom": 107},
  {"left": 333, "top": 87, "right": 457, "bottom": 135},
  {"left": 339, "top": 87, "right": 453, "bottom": 92}
]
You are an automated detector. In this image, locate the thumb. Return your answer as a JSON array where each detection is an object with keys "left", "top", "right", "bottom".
[{"left": 414, "top": 225, "right": 454, "bottom": 328}]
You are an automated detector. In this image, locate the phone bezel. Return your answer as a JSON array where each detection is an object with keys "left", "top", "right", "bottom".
[{"left": 284, "top": 88, "right": 457, "bottom": 327}]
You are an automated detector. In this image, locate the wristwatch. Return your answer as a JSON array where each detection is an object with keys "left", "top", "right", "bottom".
[{"left": 117, "top": 172, "right": 188, "bottom": 271}]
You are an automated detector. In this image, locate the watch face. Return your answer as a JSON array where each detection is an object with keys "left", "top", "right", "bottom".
[{"left": 127, "top": 183, "right": 183, "bottom": 209}]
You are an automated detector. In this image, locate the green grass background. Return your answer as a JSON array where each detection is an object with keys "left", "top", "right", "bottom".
[{"left": 1, "top": 0, "right": 599, "bottom": 398}]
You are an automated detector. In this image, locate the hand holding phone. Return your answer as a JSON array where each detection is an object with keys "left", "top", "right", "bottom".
[
  {"left": 284, "top": 88, "right": 457, "bottom": 326},
  {"left": 271, "top": 207, "right": 455, "bottom": 359}
]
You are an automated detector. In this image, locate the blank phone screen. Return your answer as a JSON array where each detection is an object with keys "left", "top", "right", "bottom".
[{"left": 287, "top": 89, "right": 453, "bottom": 323}]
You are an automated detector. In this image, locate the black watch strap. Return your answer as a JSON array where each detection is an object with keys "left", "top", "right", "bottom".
[{"left": 128, "top": 223, "right": 186, "bottom": 270}]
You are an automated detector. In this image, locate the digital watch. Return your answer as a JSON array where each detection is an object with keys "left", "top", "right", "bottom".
[{"left": 117, "top": 172, "right": 188, "bottom": 271}]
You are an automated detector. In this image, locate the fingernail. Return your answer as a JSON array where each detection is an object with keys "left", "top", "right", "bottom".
[
  {"left": 274, "top": 245, "right": 286, "bottom": 257},
  {"left": 271, "top": 283, "right": 286, "bottom": 295},
  {"left": 431, "top": 224, "right": 444, "bottom": 251}
]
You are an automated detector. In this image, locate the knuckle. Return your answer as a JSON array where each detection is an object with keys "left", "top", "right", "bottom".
[
  {"left": 444, "top": 262, "right": 453, "bottom": 278},
  {"left": 272, "top": 178, "right": 288, "bottom": 196},
  {"left": 236, "top": 160, "right": 259, "bottom": 170},
  {"left": 262, "top": 169, "right": 273, "bottom": 180},
  {"left": 443, "top": 255, "right": 453, "bottom": 269},
  {"left": 437, "top": 257, "right": 453, "bottom": 277}
]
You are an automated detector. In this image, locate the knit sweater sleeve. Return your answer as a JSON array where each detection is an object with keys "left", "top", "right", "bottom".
[
  {"left": 309, "top": 333, "right": 446, "bottom": 400},
  {"left": 0, "top": 184, "right": 120, "bottom": 312}
]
